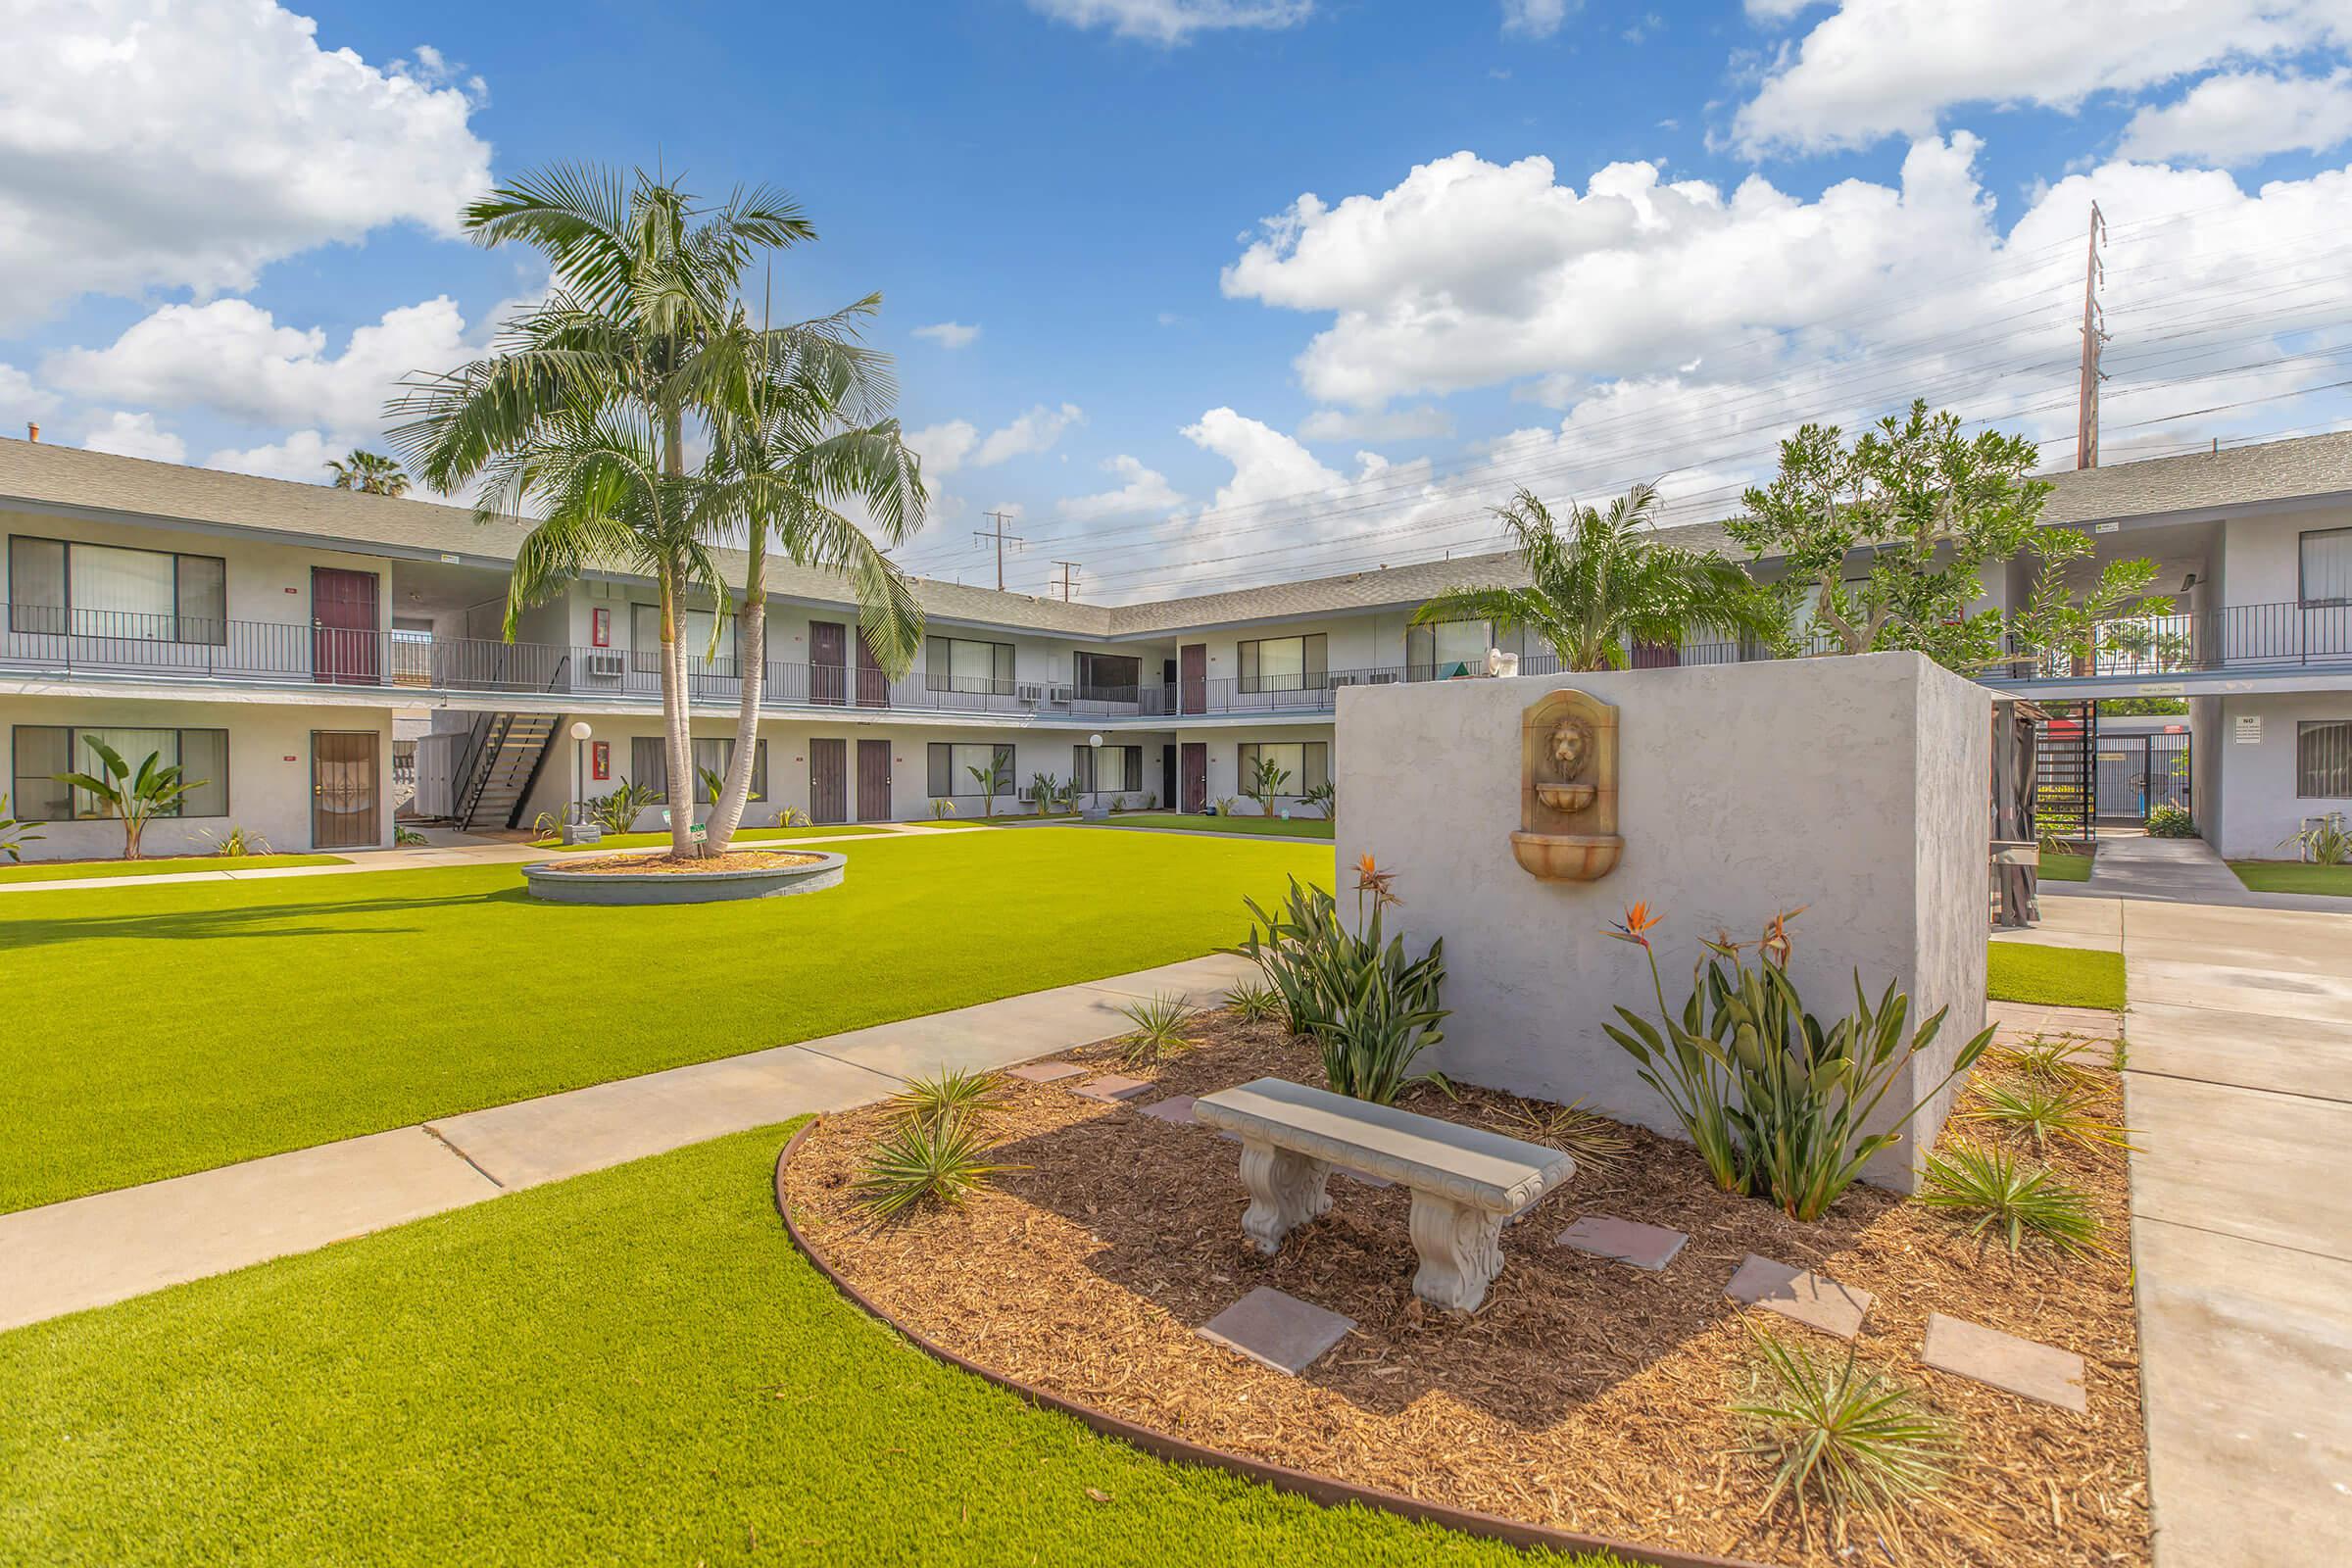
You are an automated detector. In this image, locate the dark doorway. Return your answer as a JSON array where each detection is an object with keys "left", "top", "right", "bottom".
[
  {"left": 1159, "top": 744, "right": 1176, "bottom": 810},
  {"left": 857, "top": 738, "right": 892, "bottom": 820},
  {"left": 1181, "top": 742, "right": 1207, "bottom": 812},
  {"left": 312, "top": 731, "right": 380, "bottom": 848},
  {"left": 808, "top": 738, "right": 848, "bottom": 823},
  {"left": 311, "top": 567, "right": 380, "bottom": 684},
  {"left": 810, "top": 622, "right": 846, "bottom": 706}
]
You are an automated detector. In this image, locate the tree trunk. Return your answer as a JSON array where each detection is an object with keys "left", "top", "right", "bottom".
[
  {"left": 707, "top": 527, "right": 767, "bottom": 854},
  {"left": 658, "top": 564, "right": 697, "bottom": 859}
]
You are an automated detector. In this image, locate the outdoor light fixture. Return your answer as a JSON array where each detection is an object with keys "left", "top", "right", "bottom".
[
  {"left": 1088, "top": 731, "right": 1103, "bottom": 815},
  {"left": 569, "top": 721, "right": 593, "bottom": 826}
]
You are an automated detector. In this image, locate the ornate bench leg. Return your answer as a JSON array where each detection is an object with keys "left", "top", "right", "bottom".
[
  {"left": 1237, "top": 1141, "right": 1332, "bottom": 1255},
  {"left": 1407, "top": 1191, "right": 1506, "bottom": 1312}
]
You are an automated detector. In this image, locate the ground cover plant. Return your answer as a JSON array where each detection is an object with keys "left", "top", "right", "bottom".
[
  {"left": 2036, "top": 852, "right": 2091, "bottom": 883},
  {"left": 0, "top": 1126, "right": 1575, "bottom": 1568},
  {"left": 0, "top": 828, "right": 1331, "bottom": 1211},
  {"left": 1987, "top": 943, "right": 2126, "bottom": 1009},
  {"left": 0, "top": 853, "right": 347, "bottom": 885}
]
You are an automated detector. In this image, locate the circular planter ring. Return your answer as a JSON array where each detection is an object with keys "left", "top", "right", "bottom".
[
  {"left": 771, "top": 1122, "right": 1766, "bottom": 1568},
  {"left": 524, "top": 851, "right": 845, "bottom": 906}
]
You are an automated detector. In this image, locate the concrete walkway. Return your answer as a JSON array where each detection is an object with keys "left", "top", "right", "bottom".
[
  {"left": 0, "top": 951, "right": 1256, "bottom": 1332},
  {"left": 2062, "top": 833, "right": 2352, "bottom": 916},
  {"left": 2077, "top": 855, "right": 2352, "bottom": 1566}
]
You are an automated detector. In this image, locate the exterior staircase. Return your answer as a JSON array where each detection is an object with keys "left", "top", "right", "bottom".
[{"left": 454, "top": 712, "right": 563, "bottom": 831}]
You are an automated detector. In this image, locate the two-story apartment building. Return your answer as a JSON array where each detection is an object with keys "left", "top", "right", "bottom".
[{"left": 4, "top": 430, "right": 2349, "bottom": 862}]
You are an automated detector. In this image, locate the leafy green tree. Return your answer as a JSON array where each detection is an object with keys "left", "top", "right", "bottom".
[
  {"left": 1414, "top": 482, "right": 1778, "bottom": 671},
  {"left": 323, "top": 451, "right": 411, "bottom": 496},
  {"left": 1727, "top": 401, "right": 2166, "bottom": 673},
  {"left": 52, "top": 738, "right": 204, "bottom": 858}
]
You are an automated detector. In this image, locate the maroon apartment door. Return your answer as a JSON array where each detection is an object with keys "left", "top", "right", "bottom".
[
  {"left": 855, "top": 630, "right": 890, "bottom": 708},
  {"left": 312, "top": 567, "right": 380, "bottom": 684},
  {"left": 856, "top": 738, "right": 891, "bottom": 821},
  {"left": 808, "top": 739, "right": 848, "bottom": 823},
  {"left": 1179, "top": 643, "right": 1207, "bottom": 714},
  {"left": 810, "top": 621, "right": 847, "bottom": 706},
  {"left": 1180, "top": 742, "right": 1207, "bottom": 812}
]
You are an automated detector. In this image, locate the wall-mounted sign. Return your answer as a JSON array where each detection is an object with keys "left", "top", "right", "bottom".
[
  {"left": 2235, "top": 714, "right": 2264, "bottom": 745},
  {"left": 591, "top": 608, "right": 612, "bottom": 648},
  {"left": 2139, "top": 681, "right": 2185, "bottom": 696},
  {"left": 592, "top": 741, "right": 611, "bottom": 781},
  {"left": 2092, "top": 521, "right": 2121, "bottom": 534},
  {"left": 440, "top": 553, "right": 462, "bottom": 564}
]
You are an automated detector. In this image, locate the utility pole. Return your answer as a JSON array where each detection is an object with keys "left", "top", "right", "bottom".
[
  {"left": 1051, "top": 561, "right": 1082, "bottom": 602},
  {"left": 972, "top": 510, "right": 1024, "bottom": 592},
  {"left": 2075, "top": 200, "right": 2108, "bottom": 470}
]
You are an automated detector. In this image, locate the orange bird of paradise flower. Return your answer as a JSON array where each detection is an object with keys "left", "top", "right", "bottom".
[{"left": 1606, "top": 901, "right": 1662, "bottom": 948}]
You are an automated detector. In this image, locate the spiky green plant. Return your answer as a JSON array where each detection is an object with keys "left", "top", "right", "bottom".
[
  {"left": 1225, "top": 979, "right": 1285, "bottom": 1025},
  {"left": 885, "top": 1067, "right": 1010, "bottom": 1129},
  {"left": 1988, "top": 1035, "right": 2094, "bottom": 1086},
  {"left": 200, "top": 824, "right": 273, "bottom": 858},
  {"left": 1117, "top": 993, "right": 1200, "bottom": 1067},
  {"left": 853, "top": 1114, "right": 1016, "bottom": 1221},
  {"left": 1492, "top": 1098, "right": 1634, "bottom": 1176},
  {"left": 1961, "top": 1079, "right": 2134, "bottom": 1154},
  {"left": 1732, "top": 1327, "right": 1956, "bottom": 1522},
  {"left": 1917, "top": 1141, "right": 2104, "bottom": 1255}
]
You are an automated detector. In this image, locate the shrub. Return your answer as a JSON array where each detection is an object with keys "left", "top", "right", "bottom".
[
  {"left": 930, "top": 798, "right": 956, "bottom": 819},
  {"left": 853, "top": 1114, "right": 1016, "bottom": 1221},
  {"left": 1916, "top": 1141, "right": 2103, "bottom": 1255},
  {"left": 201, "top": 825, "right": 273, "bottom": 858},
  {"left": 1116, "top": 993, "right": 1200, "bottom": 1066},
  {"left": 886, "top": 1067, "right": 1009, "bottom": 1129},
  {"left": 1960, "top": 1078, "right": 2133, "bottom": 1154},
  {"left": 394, "top": 824, "right": 428, "bottom": 847},
  {"left": 0, "top": 791, "right": 40, "bottom": 863},
  {"left": 1733, "top": 1328, "right": 1956, "bottom": 1523},
  {"left": 587, "top": 777, "right": 663, "bottom": 835},
  {"left": 1605, "top": 905, "right": 1993, "bottom": 1220},
  {"left": 2145, "top": 802, "right": 2197, "bottom": 838},
  {"left": 1224, "top": 979, "right": 1285, "bottom": 1025},
  {"left": 2279, "top": 812, "right": 2352, "bottom": 865},
  {"left": 53, "top": 737, "right": 205, "bottom": 859},
  {"left": 1300, "top": 779, "right": 1336, "bottom": 819}
]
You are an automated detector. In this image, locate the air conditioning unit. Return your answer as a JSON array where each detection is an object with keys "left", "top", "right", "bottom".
[
  {"left": 1014, "top": 682, "right": 1048, "bottom": 706},
  {"left": 585, "top": 650, "right": 625, "bottom": 680}
]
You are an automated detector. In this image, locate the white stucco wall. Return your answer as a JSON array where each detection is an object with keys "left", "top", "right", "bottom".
[
  {"left": 2204, "top": 692, "right": 2352, "bottom": 858},
  {"left": 1335, "top": 652, "right": 1988, "bottom": 1194},
  {"left": 3, "top": 695, "right": 395, "bottom": 859}
]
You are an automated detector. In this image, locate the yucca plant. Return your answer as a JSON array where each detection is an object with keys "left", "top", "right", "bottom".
[
  {"left": 1491, "top": 1097, "right": 1634, "bottom": 1176},
  {"left": 1733, "top": 1327, "right": 1956, "bottom": 1523},
  {"left": 853, "top": 1114, "right": 1017, "bottom": 1221},
  {"left": 885, "top": 1067, "right": 1010, "bottom": 1129},
  {"left": 200, "top": 825, "right": 272, "bottom": 858},
  {"left": 1916, "top": 1141, "right": 2103, "bottom": 1256},
  {"left": 1988, "top": 1036, "right": 2093, "bottom": 1086},
  {"left": 1117, "top": 993, "right": 1200, "bottom": 1066},
  {"left": 1961, "top": 1079, "right": 2134, "bottom": 1154},
  {"left": 1225, "top": 979, "right": 1285, "bottom": 1025}
]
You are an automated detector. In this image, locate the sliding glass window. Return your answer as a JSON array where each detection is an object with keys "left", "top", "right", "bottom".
[
  {"left": 925, "top": 636, "right": 1015, "bottom": 695},
  {"left": 1235, "top": 741, "right": 1330, "bottom": 798},
  {"left": 12, "top": 724, "right": 228, "bottom": 820},
  {"left": 7, "top": 536, "right": 226, "bottom": 643},
  {"left": 927, "top": 742, "right": 1015, "bottom": 798},
  {"left": 1237, "top": 633, "right": 1328, "bottom": 694}
]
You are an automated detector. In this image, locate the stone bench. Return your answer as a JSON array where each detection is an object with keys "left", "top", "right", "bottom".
[{"left": 1193, "top": 1076, "right": 1576, "bottom": 1312}]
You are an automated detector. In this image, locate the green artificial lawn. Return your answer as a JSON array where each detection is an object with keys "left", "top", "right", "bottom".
[
  {"left": 0, "top": 853, "right": 346, "bottom": 885},
  {"left": 0, "top": 829, "right": 1331, "bottom": 1212},
  {"left": 0, "top": 1126, "right": 1601, "bottom": 1568},
  {"left": 2037, "top": 852, "right": 2092, "bottom": 883},
  {"left": 2229, "top": 859, "right": 2352, "bottom": 896},
  {"left": 533, "top": 824, "right": 895, "bottom": 851},
  {"left": 1987, "top": 942, "right": 2126, "bottom": 1010},
  {"left": 1095, "top": 812, "right": 1337, "bottom": 839}
]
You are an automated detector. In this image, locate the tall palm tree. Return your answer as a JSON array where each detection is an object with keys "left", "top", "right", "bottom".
[
  {"left": 1412, "top": 483, "right": 1778, "bottom": 672},
  {"left": 693, "top": 300, "right": 926, "bottom": 851},
  {"left": 385, "top": 162, "right": 814, "bottom": 858},
  {"left": 324, "top": 450, "right": 411, "bottom": 496}
]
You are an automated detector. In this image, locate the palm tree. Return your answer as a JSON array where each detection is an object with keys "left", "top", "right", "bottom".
[
  {"left": 386, "top": 162, "right": 813, "bottom": 858},
  {"left": 691, "top": 300, "right": 926, "bottom": 851},
  {"left": 1413, "top": 483, "right": 1778, "bottom": 672},
  {"left": 323, "top": 450, "right": 412, "bottom": 496}
]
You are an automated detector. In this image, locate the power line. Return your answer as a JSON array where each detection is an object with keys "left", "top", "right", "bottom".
[
  {"left": 971, "top": 509, "right": 1024, "bottom": 592},
  {"left": 1051, "top": 560, "right": 1082, "bottom": 602}
]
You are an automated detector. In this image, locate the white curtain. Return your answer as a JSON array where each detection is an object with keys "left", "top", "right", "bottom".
[{"left": 72, "top": 545, "right": 174, "bottom": 639}]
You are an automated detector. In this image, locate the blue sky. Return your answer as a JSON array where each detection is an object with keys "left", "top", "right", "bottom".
[{"left": 4, "top": 1, "right": 2349, "bottom": 599}]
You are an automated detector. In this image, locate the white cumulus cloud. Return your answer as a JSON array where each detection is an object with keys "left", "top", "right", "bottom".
[
  {"left": 1056, "top": 455, "right": 1186, "bottom": 521},
  {"left": 1501, "top": 0, "right": 1573, "bottom": 39},
  {"left": 912, "top": 320, "right": 982, "bottom": 349},
  {"left": 976, "top": 402, "right": 1086, "bottom": 466},
  {"left": 2119, "top": 68, "right": 2352, "bottom": 167},
  {"left": 0, "top": 0, "right": 493, "bottom": 325},
  {"left": 80, "top": 411, "right": 185, "bottom": 464},
  {"left": 1298, "top": 405, "right": 1456, "bottom": 443},
  {"left": 1027, "top": 0, "right": 1312, "bottom": 45},
  {"left": 204, "top": 428, "right": 344, "bottom": 484}
]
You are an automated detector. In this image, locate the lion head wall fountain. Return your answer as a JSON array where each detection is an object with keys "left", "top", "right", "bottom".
[{"left": 1510, "top": 689, "right": 1623, "bottom": 881}]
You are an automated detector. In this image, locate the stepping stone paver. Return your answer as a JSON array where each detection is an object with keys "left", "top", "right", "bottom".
[
  {"left": 1725, "top": 1253, "right": 1873, "bottom": 1339},
  {"left": 1006, "top": 1059, "right": 1086, "bottom": 1084},
  {"left": 1071, "top": 1073, "right": 1153, "bottom": 1102},
  {"left": 1554, "top": 1214, "right": 1689, "bottom": 1271},
  {"left": 1922, "top": 1311, "right": 2087, "bottom": 1412},
  {"left": 1197, "top": 1287, "right": 1355, "bottom": 1375},
  {"left": 1136, "top": 1094, "right": 1199, "bottom": 1124}
]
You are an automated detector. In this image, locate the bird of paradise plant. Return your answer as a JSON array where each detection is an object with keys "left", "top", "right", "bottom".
[{"left": 1602, "top": 900, "right": 1748, "bottom": 1194}]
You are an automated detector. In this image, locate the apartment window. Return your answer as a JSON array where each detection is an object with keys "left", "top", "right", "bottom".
[
  {"left": 927, "top": 742, "right": 1015, "bottom": 798},
  {"left": 690, "top": 738, "right": 768, "bottom": 804},
  {"left": 1236, "top": 741, "right": 1329, "bottom": 799},
  {"left": 7, "top": 536, "right": 227, "bottom": 644},
  {"left": 13, "top": 724, "right": 228, "bottom": 821},
  {"left": 2301, "top": 528, "right": 2352, "bottom": 608},
  {"left": 1237, "top": 633, "right": 1329, "bottom": 693},
  {"left": 629, "top": 604, "right": 737, "bottom": 674},
  {"left": 1073, "top": 744, "right": 1144, "bottom": 795},
  {"left": 1074, "top": 651, "right": 1141, "bottom": 700},
  {"left": 628, "top": 736, "right": 666, "bottom": 798},
  {"left": 1405, "top": 619, "right": 1489, "bottom": 679},
  {"left": 2298, "top": 720, "right": 2352, "bottom": 799},
  {"left": 924, "top": 636, "right": 1014, "bottom": 695}
]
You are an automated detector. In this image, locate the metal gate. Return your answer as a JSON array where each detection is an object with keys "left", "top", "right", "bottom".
[
  {"left": 2095, "top": 730, "right": 2190, "bottom": 825},
  {"left": 2034, "top": 701, "right": 2096, "bottom": 843}
]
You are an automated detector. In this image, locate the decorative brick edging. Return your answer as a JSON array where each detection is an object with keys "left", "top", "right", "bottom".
[{"left": 771, "top": 1121, "right": 1773, "bottom": 1568}]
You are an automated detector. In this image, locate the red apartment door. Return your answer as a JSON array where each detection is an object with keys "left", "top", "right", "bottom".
[
  {"left": 810, "top": 621, "right": 847, "bottom": 706},
  {"left": 312, "top": 567, "right": 380, "bottom": 684},
  {"left": 1180, "top": 742, "right": 1207, "bottom": 812},
  {"left": 1179, "top": 643, "right": 1206, "bottom": 714},
  {"left": 856, "top": 630, "right": 890, "bottom": 708},
  {"left": 808, "top": 739, "right": 848, "bottom": 823},
  {"left": 856, "top": 738, "right": 892, "bottom": 821}
]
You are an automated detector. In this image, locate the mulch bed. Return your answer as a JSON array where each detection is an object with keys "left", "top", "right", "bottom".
[
  {"left": 782, "top": 1013, "right": 2147, "bottom": 1568},
  {"left": 562, "top": 850, "right": 821, "bottom": 874}
]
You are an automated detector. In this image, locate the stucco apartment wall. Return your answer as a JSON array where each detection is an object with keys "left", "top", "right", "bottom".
[
  {"left": 2206, "top": 691, "right": 2352, "bottom": 858},
  {"left": 1192, "top": 722, "right": 1340, "bottom": 816},
  {"left": 1336, "top": 652, "right": 1988, "bottom": 1194},
  {"left": 4, "top": 695, "right": 395, "bottom": 859}
]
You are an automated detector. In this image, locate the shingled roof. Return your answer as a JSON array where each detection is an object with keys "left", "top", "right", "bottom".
[{"left": 6, "top": 427, "right": 2349, "bottom": 640}]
